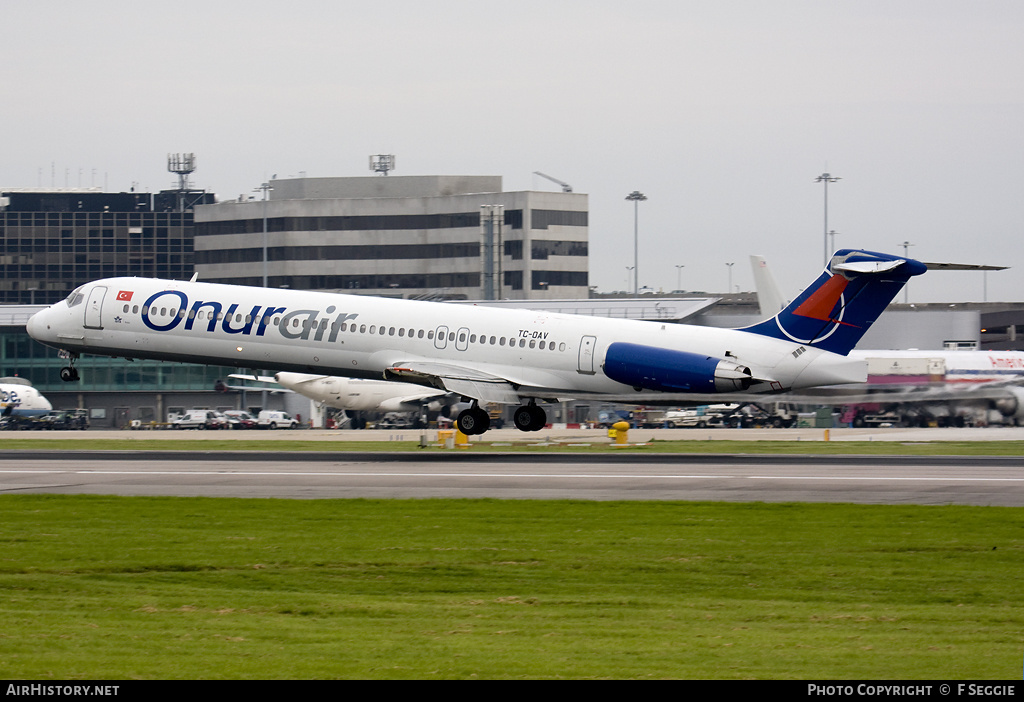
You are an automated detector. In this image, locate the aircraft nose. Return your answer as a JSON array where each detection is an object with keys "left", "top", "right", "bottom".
[
  {"left": 26, "top": 307, "right": 52, "bottom": 342},
  {"left": 26, "top": 311, "right": 40, "bottom": 339}
]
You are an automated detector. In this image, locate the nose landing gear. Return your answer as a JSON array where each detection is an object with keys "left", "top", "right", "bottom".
[{"left": 58, "top": 351, "right": 80, "bottom": 382}]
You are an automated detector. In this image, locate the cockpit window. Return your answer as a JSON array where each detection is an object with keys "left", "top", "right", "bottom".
[{"left": 66, "top": 287, "right": 85, "bottom": 308}]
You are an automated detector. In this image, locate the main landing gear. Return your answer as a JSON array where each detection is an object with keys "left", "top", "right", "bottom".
[
  {"left": 512, "top": 403, "right": 546, "bottom": 433},
  {"left": 58, "top": 351, "right": 80, "bottom": 382},
  {"left": 456, "top": 403, "right": 490, "bottom": 436},
  {"left": 455, "top": 402, "right": 547, "bottom": 436}
]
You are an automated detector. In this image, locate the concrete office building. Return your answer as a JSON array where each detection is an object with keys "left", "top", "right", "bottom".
[{"left": 193, "top": 175, "right": 589, "bottom": 300}]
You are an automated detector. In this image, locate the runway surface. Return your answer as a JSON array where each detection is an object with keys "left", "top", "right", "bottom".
[
  {"left": 8, "top": 425, "right": 1024, "bottom": 442},
  {"left": 3, "top": 448, "right": 1024, "bottom": 505}
]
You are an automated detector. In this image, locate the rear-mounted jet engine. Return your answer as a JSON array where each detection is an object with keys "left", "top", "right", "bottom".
[{"left": 603, "top": 342, "right": 753, "bottom": 393}]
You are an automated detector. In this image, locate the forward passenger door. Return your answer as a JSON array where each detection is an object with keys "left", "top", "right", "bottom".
[{"left": 84, "top": 286, "right": 107, "bottom": 330}]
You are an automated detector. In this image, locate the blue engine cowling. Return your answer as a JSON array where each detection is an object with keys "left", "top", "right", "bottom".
[{"left": 603, "top": 342, "right": 752, "bottom": 393}]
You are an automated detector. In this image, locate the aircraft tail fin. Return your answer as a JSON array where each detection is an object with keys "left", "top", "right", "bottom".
[
  {"left": 750, "top": 255, "right": 786, "bottom": 318},
  {"left": 741, "top": 249, "right": 926, "bottom": 355}
]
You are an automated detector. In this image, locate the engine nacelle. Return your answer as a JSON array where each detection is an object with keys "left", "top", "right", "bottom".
[
  {"left": 995, "top": 386, "right": 1024, "bottom": 420},
  {"left": 603, "top": 342, "right": 753, "bottom": 393}
]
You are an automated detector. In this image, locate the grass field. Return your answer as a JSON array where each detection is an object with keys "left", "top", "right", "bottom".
[{"left": 1, "top": 495, "right": 1021, "bottom": 679}]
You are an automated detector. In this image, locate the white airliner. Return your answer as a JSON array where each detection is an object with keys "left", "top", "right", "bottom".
[
  {"left": 26, "top": 249, "right": 926, "bottom": 435},
  {"left": 0, "top": 377, "right": 53, "bottom": 417},
  {"left": 233, "top": 372, "right": 455, "bottom": 414}
]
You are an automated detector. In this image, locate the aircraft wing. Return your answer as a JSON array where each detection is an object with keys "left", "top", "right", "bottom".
[
  {"left": 228, "top": 373, "right": 279, "bottom": 384},
  {"left": 385, "top": 362, "right": 524, "bottom": 404},
  {"left": 225, "top": 373, "right": 293, "bottom": 393}
]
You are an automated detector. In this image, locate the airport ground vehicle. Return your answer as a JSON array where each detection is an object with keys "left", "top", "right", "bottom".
[
  {"left": 1, "top": 409, "right": 88, "bottom": 430},
  {"left": 661, "top": 402, "right": 798, "bottom": 428},
  {"left": 172, "top": 409, "right": 229, "bottom": 430},
  {"left": 257, "top": 410, "right": 298, "bottom": 429},
  {"left": 663, "top": 405, "right": 736, "bottom": 428},
  {"left": 222, "top": 410, "right": 257, "bottom": 429},
  {"left": 40, "top": 409, "right": 90, "bottom": 430}
]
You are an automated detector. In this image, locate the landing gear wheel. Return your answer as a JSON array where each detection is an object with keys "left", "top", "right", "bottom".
[
  {"left": 513, "top": 404, "right": 546, "bottom": 432},
  {"left": 59, "top": 366, "right": 79, "bottom": 382},
  {"left": 456, "top": 407, "right": 490, "bottom": 435},
  {"left": 529, "top": 405, "right": 546, "bottom": 431}
]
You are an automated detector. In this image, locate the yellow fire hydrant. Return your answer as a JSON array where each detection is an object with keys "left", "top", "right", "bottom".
[{"left": 610, "top": 420, "right": 630, "bottom": 445}]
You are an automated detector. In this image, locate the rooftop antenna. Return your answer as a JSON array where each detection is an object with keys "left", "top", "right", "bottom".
[
  {"left": 168, "top": 153, "right": 196, "bottom": 191},
  {"left": 167, "top": 153, "right": 202, "bottom": 212},
  {"left": 370, "top": 154, "right": 395, "bottom": 176}
]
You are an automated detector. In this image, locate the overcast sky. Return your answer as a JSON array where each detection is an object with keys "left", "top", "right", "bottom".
[{"left": 5, "top": 0, "right": 1023, "bottom": 303}]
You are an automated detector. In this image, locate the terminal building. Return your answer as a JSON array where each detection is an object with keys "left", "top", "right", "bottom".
[
  {"left": 193, "top": 175, "right": 589, "bottom": 300},
  {"left": 0, "top": 188, "right": 205, "bottom": 306},
  {"left": 0, "top": 184, "right": 236, "bottom": 424}
]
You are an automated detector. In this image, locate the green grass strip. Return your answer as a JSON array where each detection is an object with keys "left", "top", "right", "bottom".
[{"left": 1, "top": 495, "right": 1021, "bottom": 679}]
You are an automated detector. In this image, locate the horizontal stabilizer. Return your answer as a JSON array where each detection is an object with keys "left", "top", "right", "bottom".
[
  {"left": 923, "top": 262, "right": 1008, "bottom": 271},
  {"left": 742, "top": 249, "right": 927, "bottom": 356},
  {"left": 833, "top": 259, "right": 904, "bottom": 274}
]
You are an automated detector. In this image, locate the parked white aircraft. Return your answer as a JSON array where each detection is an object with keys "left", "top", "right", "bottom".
[
  {"left": 233, "top": 372, "right": 455, "bottom": 413},
  {"left": 0, "top": 377, "right": 53, "bottom": 417},
  {"left": 26, "top": 249, "right": 925, "bottom": 435}
]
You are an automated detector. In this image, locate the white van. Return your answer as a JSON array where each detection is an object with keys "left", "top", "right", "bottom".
[
  {"left": 257, "top": 410, "right": 297, "bottom": 429},
  {"left": 172, "top": 409, "right": 228, "bottom": 430}
]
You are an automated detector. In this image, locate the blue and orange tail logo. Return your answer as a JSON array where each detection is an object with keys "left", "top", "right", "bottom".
[{"left": 742, "top": 249, "right": 927, "bottom": 355}]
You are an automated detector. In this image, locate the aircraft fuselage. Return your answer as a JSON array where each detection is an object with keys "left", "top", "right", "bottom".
[{"left": 26, "top": 277, "right": 865, "bottom": 402}]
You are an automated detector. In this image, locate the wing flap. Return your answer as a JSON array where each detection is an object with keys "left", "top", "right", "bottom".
[{"left": 386, "top": 362, "right": 522, "bottom": 404}]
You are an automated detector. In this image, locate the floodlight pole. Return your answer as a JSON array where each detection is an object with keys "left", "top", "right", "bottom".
[
  {"left": 254, "top": 181, "right": 273, "bottom": 287},
  {"left": 815, "top": 173, "right": 840, "bottom": 267},
  {"left": 626, "top": 191, "right": 647, "bottom": 295},
  {"left": 899, "top": 241, "right": 914, "bottom": 303}
]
